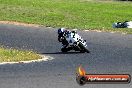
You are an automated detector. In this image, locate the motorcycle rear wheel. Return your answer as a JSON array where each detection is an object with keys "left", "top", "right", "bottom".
[
  {"left": 61, "top": 48, "right": 68, "bottom": 52},
  {"left": 61, "top": 47, "right": 73, "bottom": 52}
]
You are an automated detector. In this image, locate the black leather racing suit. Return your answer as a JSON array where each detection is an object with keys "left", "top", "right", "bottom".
[{"left": 58, "top": 32, "right": 69, "bottom": 49}]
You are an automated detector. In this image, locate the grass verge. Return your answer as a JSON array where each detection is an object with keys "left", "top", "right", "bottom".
[
  {"left": 0, "top": 0, "right": 132, "bottom": 34},
  {"left": 0, "top": 47, "right": 41, "bottom": 62}
]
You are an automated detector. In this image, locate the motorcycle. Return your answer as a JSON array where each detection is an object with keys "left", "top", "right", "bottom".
[
  {"left": 59, "top": 31, "right": 90, "bottom": 53},
  {"left": 113, "top": 21, "right": 132, "bottom": 28}
]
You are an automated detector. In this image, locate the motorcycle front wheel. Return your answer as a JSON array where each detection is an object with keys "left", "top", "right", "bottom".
[{"left": 78, "top": 43, "right": 90, "bottom": 53}]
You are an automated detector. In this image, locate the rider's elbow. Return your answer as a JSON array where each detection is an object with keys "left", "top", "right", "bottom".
[{"left": 71, "top": 31, "right": 77, "bottom": 33}]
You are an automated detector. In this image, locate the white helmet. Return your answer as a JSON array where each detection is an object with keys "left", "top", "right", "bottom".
[{"left": 58, "top": 28, "right": 65, "bottom": 34}]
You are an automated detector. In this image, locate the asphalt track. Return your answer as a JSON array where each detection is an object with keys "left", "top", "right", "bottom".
[{"left": 0, "top": 24, "right": 132, "bottom": 88}]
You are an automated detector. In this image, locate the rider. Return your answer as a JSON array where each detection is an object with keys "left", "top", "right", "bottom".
[
  {"left": 58, "top": 28, "right": 69, "bottom": 49},
  {"left": 57, "top": 28, "right": 76, "bottom": 49}
]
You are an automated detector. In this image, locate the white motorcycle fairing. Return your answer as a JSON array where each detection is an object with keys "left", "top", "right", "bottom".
[{"left": 65, "top": 32, "right": 87, "bottom": 47}]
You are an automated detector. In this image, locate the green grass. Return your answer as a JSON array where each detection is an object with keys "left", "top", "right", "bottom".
[
  {"left": 0, "top": 47, "right": 41, "bottom": 62},
  {"left": 0, "top": 0, "right": 132, "bottom": 33}
]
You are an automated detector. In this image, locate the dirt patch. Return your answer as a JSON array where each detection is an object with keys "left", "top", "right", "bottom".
[{"left": 0, "top": 21, "right": 43, "bottom": 28}]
